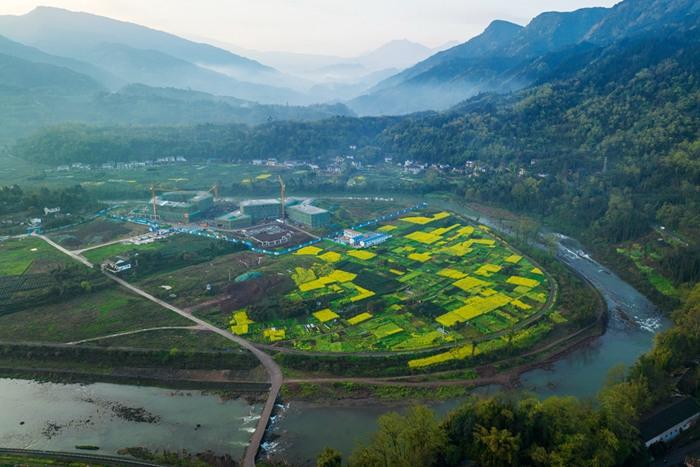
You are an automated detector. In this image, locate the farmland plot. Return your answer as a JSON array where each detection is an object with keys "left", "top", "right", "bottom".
[{"left": 224, "top": 210, "right": 554, "bottom": 355}]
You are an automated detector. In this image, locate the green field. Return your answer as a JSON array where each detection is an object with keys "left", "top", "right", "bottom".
[
  {"left": 216, "top": 210, "right": 553, "bottom": 357},
  {"left": 0, "top": 286, "right": 191, "bottom": 342},
  {"left": 0, "top": 236, "right": 69, "bottom": 275}
]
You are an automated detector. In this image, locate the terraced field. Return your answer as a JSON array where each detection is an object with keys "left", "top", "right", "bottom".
[{"left": 227, "top": 210, "right": 556, "bottom": 361}]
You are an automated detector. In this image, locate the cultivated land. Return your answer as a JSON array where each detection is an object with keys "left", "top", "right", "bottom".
[{"left": 188, "top": 209, "right": 557, "bottom": 370}]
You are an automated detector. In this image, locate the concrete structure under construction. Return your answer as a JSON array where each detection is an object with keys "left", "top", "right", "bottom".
[
  {"left": 155, "top": 191, "right": 213, "bottom": 223},
  {"left": 215, "top": 211, "right": 252, "bottom": 229},
  {"left": 287, "top": 203, "right": 330, "bottom": 228},
  {"left": 239, "top": 198, "right": 301, "bottom": 223},
  {"left": 239, "top": 199, "right": 281, "bottom": 222}
]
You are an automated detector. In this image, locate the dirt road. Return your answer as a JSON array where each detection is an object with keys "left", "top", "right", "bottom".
[{"left": 104, "top": 273, "right": 282, "bottom": 467}]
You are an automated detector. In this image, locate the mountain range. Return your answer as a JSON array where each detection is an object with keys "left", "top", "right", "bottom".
[
  {"left": 0, "top": 0, "right": 698, "bottom": 136},
  {"left": 350, "top": 0, "right": 700, "bottom": 115}
]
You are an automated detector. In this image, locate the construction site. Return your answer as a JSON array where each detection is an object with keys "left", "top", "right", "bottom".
[{"left": 139, "top": 177, "right": 329, "bottom": 251}]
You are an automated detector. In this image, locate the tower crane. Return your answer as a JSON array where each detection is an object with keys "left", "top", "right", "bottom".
[
  {"left": 208, "top": 182, "right": 220, "bottom": 201},
  {"left": 148, "top": 185, "right": 171, "bottom": 220},
  {"left": 278, "top": 175, "right": 286, "bottom": 222}
]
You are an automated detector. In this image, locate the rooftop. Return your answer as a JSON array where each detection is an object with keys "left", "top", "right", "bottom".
[
  {"left": 288, "top": 204, "right": 328, "bottom": 215},
  {"left": 216, "top": 211, "right": 250, "bottom": 221},
  {"left": 640, "top": 397, "right": 700, "bottom": 441},
  {"left": 240, "top": 199, "right": 280, "bottom": 207}
]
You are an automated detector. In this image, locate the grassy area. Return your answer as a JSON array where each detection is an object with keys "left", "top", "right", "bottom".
[
  {"left": 47, "top": 218, "right": 149, "bottom": 250},
  {"left": 281, "top": 381, "right": 472, "bottom": 402},
  {"left": 315, "top": 198, "right": 412, "bottom": 228},
  {"left": 0, "top": 453, "right": 107, "bottom": 466},
  {"left": 134, "top": 250, "right": 274, "bottom": 309},
  {"left": 616, "top": 243, "right": 679, "bottom": 297},
  {"left": 88, "top": 328, "right": 242, "bottom": 352},
  {"left": 0, "top": 236, "right": 69, "bottom": 275},
  {"left": 0, "top": 287, "right": 190, "bottom": 342}
]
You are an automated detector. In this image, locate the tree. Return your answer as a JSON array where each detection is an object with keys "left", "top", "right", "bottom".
[
  {"left": 317, "top": 447, "right": 342, "bottom": 467},
  {"left": 349, "top": 405, "right": 446, "bottom": 467},
  {"left": 473, "top": 425, "right": 520, "bottom": 467}
]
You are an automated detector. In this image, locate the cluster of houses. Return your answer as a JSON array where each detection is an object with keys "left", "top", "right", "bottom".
[{"left": 53, "top": 156, "right": 188, "bottom": 172}]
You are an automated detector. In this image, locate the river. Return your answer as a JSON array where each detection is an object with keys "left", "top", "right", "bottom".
[
  {"left": 0, "top": 379, "right": 261, "bottom": 459},
  {"left": 266, "top": 200, "right": 670, "bottom": 464}
]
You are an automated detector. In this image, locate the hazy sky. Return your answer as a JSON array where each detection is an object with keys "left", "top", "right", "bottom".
[{"left": 0, "top": 1, "right": 620, "bottom": 56}]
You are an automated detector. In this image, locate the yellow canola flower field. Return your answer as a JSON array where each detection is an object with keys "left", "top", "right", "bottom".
[
  {"left": 408, "top": 252, "right": 432, "bottom": 262},
  {"left": 436, "top": 293, "right": 511, "bottom": 327},
  {"left": 372, "top": 323, "right": 403, "bottom": 338},
  {"left": 313, "top": 308, "right": 339, "bottom": 323},
  {"left": 230, "top": 310, "right": 254, "bottom": 335},
  {"left": 511, "top": 299, "right": 531, "bottom": 310},
  {"left": 475, "top": 264, "right": 502, "bottom": 277},
  {"left": 505, "top": 255, "right": 522, "bottom": 264},
  {"left": 431, "top": 224, "right": 461, "bottom": 236},
  {"left": 347, "top": 249, "right": 376, "bottom": 260},
  {"left": 468, "top": 238, "right": 496, "bottom": 247},
  {"left": 291, "top": 267, "right": 317, "bottom": 286},
  {"left": 453, "top": 276, "right": 490, "bottom": 292},
  {"left": 347, "top": 312, "right": 372, "bottom": 325},
  {"left": 298, "top": 269, "right": 357, "bottom": 292},
  {"left": 507, "top": 276, "right": 540, "bottom": 288},
  {"left": 233, "top": 311, "right": 253, "bottom": 325},
  {"left": 389, "top": 269, "right": 405, "bottom": 276},
  {"left": 408, "top": 344, "right": 473, "bottom": 368},
  {"left": 437, "top": 268, "right": 467, "bottom": 279},
  {"left": 531, "top": 267, "right": 544, "bottom": 275},
  {"left": 295, "top": 245, "right": 323, "bottom": 256},
  {"left": 264, "top": 328, "right": 285, "bottom": 342},
  {"left": 319, "top": 251, "right": 342, "bottom": 263},
  {"left": 405, "top": 231, "right": 442, "bottom": 244},
  {"left": 256, "top": 173, "right": 272, "bottom": 180},
  {"left": 350, "top": 284, "right": 375, "bottom": 302},
  {"left": 439, "top": 242, "right": 473, "bottom": 256},
  {"left": 378, "top": 225, "right": 397, "bottom": 232},
  {"left": 400, "top": 211, "right": 450, "bottom": 225}
]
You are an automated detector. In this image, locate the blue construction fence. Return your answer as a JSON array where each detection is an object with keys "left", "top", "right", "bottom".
[{"left": 103, "top": 202, "right": 429, "bottom": 257}]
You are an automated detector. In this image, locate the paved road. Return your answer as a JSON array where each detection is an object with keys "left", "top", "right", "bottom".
[
  {"left": 65, "top": 325, "right": 204, "bottom": 345},
  {"left": 33, "top": 233, "right": 94, "bottom": 268},
  {"left": 0, "top": 447, "right": 162, "bottom": 466},
  {"left": 105, "top": 273, "right": 282, "bottom": 467}
]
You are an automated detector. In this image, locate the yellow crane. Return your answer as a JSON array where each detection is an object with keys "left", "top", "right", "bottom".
[
  {"left": 278, "top": 175, "right": 286, "bottom": 222},
  {"left": 208, "top": 182, "right": 220, "bottom": 201},
  {"left": 148, "top": 185, "right": 172, "bottom": 220}
]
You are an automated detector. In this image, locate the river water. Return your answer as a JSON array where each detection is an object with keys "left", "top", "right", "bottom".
[
  {"left": 0, "top": 379, "right": 261, "bottom": 458},
  {"left": 267, "top": 200, "right": 670, "bottom": 464}
]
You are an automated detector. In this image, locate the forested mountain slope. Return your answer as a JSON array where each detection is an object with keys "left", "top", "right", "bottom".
[{"left": 351, "top": 0, "right": 699, "bottom": 115}]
